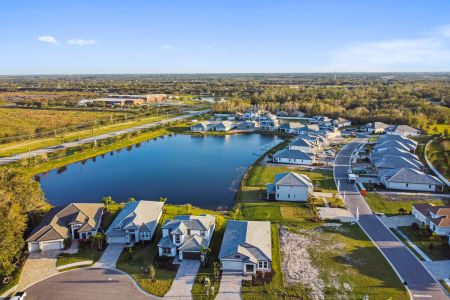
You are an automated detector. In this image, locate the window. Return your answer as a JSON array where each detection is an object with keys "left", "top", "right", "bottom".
[
  {"left": 187, "top": 229, "right": 191, "bottom": 235},
  {"left": 201, "top": 231, "right": 206, "bottom": 237},
  {"left": 276, "top": 194, "right": 279, "bottom": 198},
  {"left": 235, "top": 254, "right": 241, "bottom": 259},
  {"left": 258, "top": 261, "right": 268, "bottom": 269},
  {"left": 288, "top": 194, "right": 290, "bottom": 198},
  {"left": 406, "top": 183, "right": 409, "bottom": 187},
  {"left": 276, "top": 186, "right": 279, "bottom": 190},
  {"left": 175, "top": 235, "right": 181, "bottom": 243},
  {"left": 429, "top": 185, "right": 432, "bottom": 188},
  {"left": 163, "top": 248, "right": 171, "bottom": 254}
]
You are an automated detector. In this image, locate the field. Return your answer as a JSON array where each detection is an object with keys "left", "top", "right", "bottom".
[
  {"left": 427, "top": 137, "right": 450, "bottom": 181},
  {"left": 0, "top": 107, "right": 124, "bottom": 139},
  {"left": 365, "top": 193, "right": 448, "bottom": 215},
  {"left": 424, "top": 124, "right": 450, "bottom": 135}
]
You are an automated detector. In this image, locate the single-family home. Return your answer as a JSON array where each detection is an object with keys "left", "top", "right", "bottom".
[
  {"left": 106, "top": 200, "right": 164, "bottom": 244},
  {"left": 237, "top": 120, "right": 258, "bottom": 130},
  {"left": 373, "top": 140, "right": 416, "bottom": 153},
  {"left": 158, "top": 215, "right": 216, "bottom": 261},
  {"left": 333, "top": 117, "right": 352, "bottom": 128},
  {"left": 412, "top": 204, "right": 450, "bottom": 235},
  {"left": 379, "top": 168, "right": 444, "bottom": 192},
  {"left": 365, "top": 122, "right": 390, "bottom": 133},
  {"left": 374, "top": 156, "right": 424, "bottom": 171},
  {"left": 278, "top": 122, "right": 303, "bottom": 134},
  {"left": 266, "top": 172, "right": 313, "bottom": 201},
  {"left": 26, "top": 203, "right": 104, "bottom": 252},
  {"left": 191, "top": 121, "right": 215, "bottom": 132},
  {"left": 370, "top": 147, "right": 419, "bottom": 163},
  {"left": 276, "top": 111, "right": 289, "bottom": 117},
  {"left": 219, "top": 220, "right": 272, "bottom": 274},
  {"left": 298, "top": 124, "right": 320, "bottom": 135},
  {"left": 288, "top": 138, "right": 314, "bottom": 153},
  {"left": 377, "top": 135, "right": 418, "bottom": 151},
  {"left": 272, "top": 149, "right": 314, "bottom": 165},
  {"left": 259, "top": 114, "right": 279, "bottom": 131},
  {"left": 215, "top": 121, "right": 236, "bottom": 132},
  {"left": 388, "top": 125, "right": 421, "bottom": 137}
]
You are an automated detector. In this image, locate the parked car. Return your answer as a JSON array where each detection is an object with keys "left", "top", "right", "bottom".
[{"left": 11, "top": 291, "right": 26, "bottom": 300}]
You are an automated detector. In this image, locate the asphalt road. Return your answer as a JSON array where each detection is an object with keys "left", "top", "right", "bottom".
[
  {"left": 0, "top": 109, "right": 209, "bottom": 166},
  {"left": 334, "top": 138, "right": 448, "bottom": 300},
  {"left": 25, "top": 268, "right": 158, "bottom": 300}
]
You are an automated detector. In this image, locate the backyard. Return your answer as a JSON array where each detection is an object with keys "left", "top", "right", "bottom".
[
  {"left": 364, "top": 193, "right": 448, "bottom": 215},
  {"left": 427, "top": 137, "right": 450, "bottom": 181},
  {"left": 397, "top": 226, "right": 450, "bottom": 261}
]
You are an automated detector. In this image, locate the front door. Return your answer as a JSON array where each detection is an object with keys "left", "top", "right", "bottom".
[{"left": 245, "top": 264, "right": 255, "bottom": 273}]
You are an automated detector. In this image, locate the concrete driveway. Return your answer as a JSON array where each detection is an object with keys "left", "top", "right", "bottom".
[
  {"left": 94, "top": 244, "right": 125, "bottom": 269},
  {"left": 25, "top": 268, "right": 158, "bottom": 300},
  {"left": 17, "top": 250, "right": 59, "bottom": 291},
  {"left": 165, "top": 260, "right": 201, "bottom": 300},
  {"left": 216, "top": 273, "right": 243, "bottom": 300}
]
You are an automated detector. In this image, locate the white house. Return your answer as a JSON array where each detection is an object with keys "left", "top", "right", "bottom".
[
  {"left": 106, "top": 200, "right": 163, "bottom": 244},
  {"left": 266, "top": 172, "right": 313, "bottom": 202},
  {"left": 379, "top": 168, "right": 444, "bottom": 192},
  {"left": 288, "top": 138, "right": 314, "bottom": 153},
  {"left": 333, "top": 117, "right": 352, "bottom": 128},
  {"left": 273, "top": 149, "right": 314, "bottom": 165},
  {"left": 215, "top": 121, "right": 236, "bottom": 132},
  {"left": 365, "top": 121, "right": 390, "bottom": 133},
  {"left": 388, "top": 125, "right": 420, "bottom": 137},
  {"left": 412, "top": 204, "right": 450, "bottom": 235},
  {"left": 278, "top": 122, "right": 303, "bottom": 134},
  {"left": 298, "top": 124, "right": 320, "bottom": 135},
  {"left": 259, "top": 114, "right": 279, "bottom": 131},
  {"left": 219, "top": 220, "right": 272, "bottom": 275},
  {"left": 376, "top": 135, "right": 418, "bottom": 151},
  {"left": 237, "top": 120, "right": 258, "bottom": 130},
  {"left": 191, "top": 121, "right": 215, "bottom": 132},
  {"left": 27, "top": 203, "right": 104, "bottom": 252},
  {"left": 158, "top": 215, "right": 216, "bottom": 261}
]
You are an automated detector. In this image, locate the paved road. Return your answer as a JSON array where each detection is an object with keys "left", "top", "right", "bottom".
[
  {"left": 0, "top": 109, "right": 209, "bottom": 166},
  {"left": 25, "top": 268, "right": 158, "bottom": 300},
  {"left": 334, "top": 138, "right": 448, "bottom": 300}
]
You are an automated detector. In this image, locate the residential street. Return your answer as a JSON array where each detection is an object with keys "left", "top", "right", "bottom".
[
  {"left": 0, "top": 109, "right": 209, "bottom": 166},
  {"left": 334, "top": 138, "right": 448, "bottom": 300}
]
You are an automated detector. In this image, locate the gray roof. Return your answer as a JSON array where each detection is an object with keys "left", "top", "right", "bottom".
[
  {"left": 162, "top": 215, "right": 215, "bottom": 234},
  {"left": 280, "top": 122, "right": 303, "bottom": 130},
  {"left": 392, "top": 125, "right": 420, "bottom": 134},
  {"left": 290, "top": 138, "right": 312, "bottom": 147},
  {"left": 219, "top": 220, "right": 272, "bottom": 263},
  {"left": 367, "top": 121, "right": 389, "bottom": 129},
  {"left": 178, "top": 235, "right": 208, "bottom": 251},
  {"left": 216, "top": 121, "right": 234, "bottom": 128},
  {"left": 106, "top": 200, "right": 163, "bottom": 237},
  {"left": 274, "top": 172, "right": 313, "bottom": 187},
  {"left": 374, "top": 140, "right": 413, "bottom": 152},
  {"left": 370, "top": 148, "right": 419, "bottom": 162},
  {"left": 386, "top": 168, "right": 444, "bottom": 185},
  {"left": 374, "top": 156, "right": 424, "bottom": 170},
  {"left": 157, "top": 236, "right": 175, "bottom": 248},
  {"left": 377, "top": 135, "right": 417, "bottom": 149},
  {"left": 273, "top": 149, "right": 313, "bottom": 160}
]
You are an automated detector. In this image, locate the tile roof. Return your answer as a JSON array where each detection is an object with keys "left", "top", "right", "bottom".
[{"left": 219, "top": 220, "right": 272, "bottom": 263}]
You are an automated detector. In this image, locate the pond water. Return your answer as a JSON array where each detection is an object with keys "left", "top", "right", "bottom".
[{"left": 37, "top": 133, "right": 283, "bottom": 210}]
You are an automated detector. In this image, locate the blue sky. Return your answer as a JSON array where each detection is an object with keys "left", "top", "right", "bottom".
[{"left": 1, "top": 0, "right": 450, "bottom": 74}]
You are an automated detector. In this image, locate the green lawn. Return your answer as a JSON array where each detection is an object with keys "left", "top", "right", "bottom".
[
  {"left": 364, "top": 193, "right": 448, "bottom": 215},
  {"left": 56, "top": 242, "right": 103, "bottom": 267},
  {"left": 398, "top": 226, "right": 450, "bottom": 261},
  {"left": 424, "top": 124, "right": 450, "bottom": 135},
  {"left": 116, "top": 204, "right": 225, "bottom": 297},
  {"left": 427, "top": 137, "right": 450, "bottom": 181},
  {"left": 246, "top": 165, "right": 336, "bottom": 192}
]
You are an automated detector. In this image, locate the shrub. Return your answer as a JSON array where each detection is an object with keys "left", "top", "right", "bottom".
[{"left": 411, "top": 222, "right": 420, "bottom": 230}]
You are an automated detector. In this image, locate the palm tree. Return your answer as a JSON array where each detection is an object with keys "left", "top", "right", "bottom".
[
  {"left": 102, "top": 196, "right": 115, "bottom": 210},
  {"left": 128, "top": 197, "right": 136, "bottom": 203},
  {"left": 200, "top": 246, "right": 211, "bottom": 266}
]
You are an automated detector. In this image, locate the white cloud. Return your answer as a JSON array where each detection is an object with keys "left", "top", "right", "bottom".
[
  {"left": 161, "top": 44, "right": 177, "bottom": 52},
  {"left": 37, "top": 35, "right": 59, "bottom": 45},
  {"left": 327, "top": 24, "right": 450, "bottom": 71},
  {"left": 67, "top": 38, "right": 96, "bottom": 46}
]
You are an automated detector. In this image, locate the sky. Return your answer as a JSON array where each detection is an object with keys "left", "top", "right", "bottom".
[{"left": 1, "top": 0, "right": 450, "bottom": 74}]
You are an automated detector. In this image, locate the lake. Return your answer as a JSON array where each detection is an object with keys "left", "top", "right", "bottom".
[{"left": 37, "top": 133, "right": 283, "bottom": 210}]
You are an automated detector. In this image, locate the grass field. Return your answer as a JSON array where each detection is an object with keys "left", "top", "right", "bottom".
[
  {"left": 0, "top": 107, "right": 124, "bottom": 139},
  {"left": 116, "top": 204, "right": 225, "bottom": 297},
  {"left": 427, "top": 137, "right": 450, "bottom": 181},
  {"left": 424, "top": 124, "right": 450, "bottom": 135},
  {"left": 245, "top": 165, "right": 336, "bottom": 192},
  {"left": 56, "top": 243, "right": 103, "bottom": 267},
  {"left": 365, "top": 193, "right": 448, "bottom": 215},
  {"left": 0, "top": 112, "right": 177, "bottom": 157}
]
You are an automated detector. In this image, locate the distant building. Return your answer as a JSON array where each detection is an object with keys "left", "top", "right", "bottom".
[
  {"left": 365, "top": 122, "right": 390, "bottom": 133},
  {"left": 379, "top": 168, "right": 444, "bottom": 192},
  {"left": 388, "top": 125, "right": 421, "bottom": 137},
  {"left": 259, "top": 114, "right": 279, "bottom": 131},
  {"left": 78, "top": 94, "right": 168, "bottom": 106},
  {"left": 278, "top": 122, "right": 303, "bottom": 134},
  {"left": 215, "top": 121, "right": 236, "bottom": 132},
  {"left": 333, "top": 117, "right": 352, "bottom": 128},
  {"left": 266, "top": 172, "right": 313, "bottom": 201},
  {"left": 237, "top": 121, "right": 258, "bottom": 130},
  {"left": 191, "top": 121, "right": 215, "bottom": 132},
  {"left": 288, "top": 138, "right": 314, "bottom": 153}
]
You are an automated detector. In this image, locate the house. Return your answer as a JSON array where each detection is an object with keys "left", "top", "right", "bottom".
[
  {"left": 106, "top": 200, "right": 163, "bottom": 244},
  {"left": 374, "top": 156, "right": 424, "bottom": 171},
  {"left": 272, "top": 149, "right": 314, "bottom": 165},
  {"left": 237, "top": 120, "right": 258, "bottom": 130},
  {"left": 373, "top": 140, "right": 416, "bottom": 153},
  {"left": 276, "top": 111, "right": 289, "bottom": 117},
  {"left": 288, "top": 138, "right": 314, "bottom": 153},
  {"left": 266, "top": 172, "right": 313, "bottom": 201},
  {"left": 278, "top": 122, "right": 303, "bottom": 134},
  {"left": 379, "top": 168, "right": 444, "bottom": 192},
  {"left": 370, "top": 147, "right": 419, "bottom": 163},
  {"left": 259, "top": 114, "right": 279, "bottom": 131},
  {"left": 219, "top": 220, "right": 272, "bottom": 274},
  {"left": 191, "top": 121, "right": 215, "bottom": 132},
  {"left": 365, "top": 121, "right": 390, "bottom": 133},
  {"left": 215, "top": 121, "right": 236, "bottom": 132},
  {"left": 333, "top": 117, "right": 352, "bottom": 128},
  {"left": 377, "top": 134, "right": 418, "bottom": 150},
  {"left": 388, "top": 125, "right": 421, "bottom": 137},
  {"left": 292, "top": 111, "right": 306, "bottom": 117},
  {"left": 412, "top": 204, "right": 450, "bottom": 235},
  {"left": 26, "top": 203, "right": 104, "bottom": 252},
  {"left": 158, "top": 215, "right": 216, "bottom": 261},
  {"left": 298, "top": 124, "right": 320, "bottom": 135}
]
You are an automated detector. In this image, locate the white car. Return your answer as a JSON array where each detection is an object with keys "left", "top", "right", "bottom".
[{"left": 11, "top": 291, "right": 26, "bottom": 300}]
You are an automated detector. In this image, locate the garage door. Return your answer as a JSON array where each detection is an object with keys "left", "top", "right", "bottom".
[
  {"left": 28, "top": 242, "right": 40, "bottom": 252},
  {"left": 41, "top": 240, "right": 62, "bottom": 251},
  {"left": 182, "top": 251, "right": 201, "bottom": 260},
  {"left": 221, "top": 260, "right": 242, "bottom": 272}
]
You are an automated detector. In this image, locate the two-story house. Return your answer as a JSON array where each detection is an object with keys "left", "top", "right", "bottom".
[
  {"left": 106, "top": 200, "right": 164, "bottom": 245},
  {"left": 412, "top": 204, "right": 450, "bottom": 236},
  {"left": 266, "top": 172, "right": 313, "bottom": 202},
  {"left": 26, "top": 203, "right": 104, "bottom": 252},
  {"left": 158, "top": 214, "right": 216, "bottom": 261}
]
